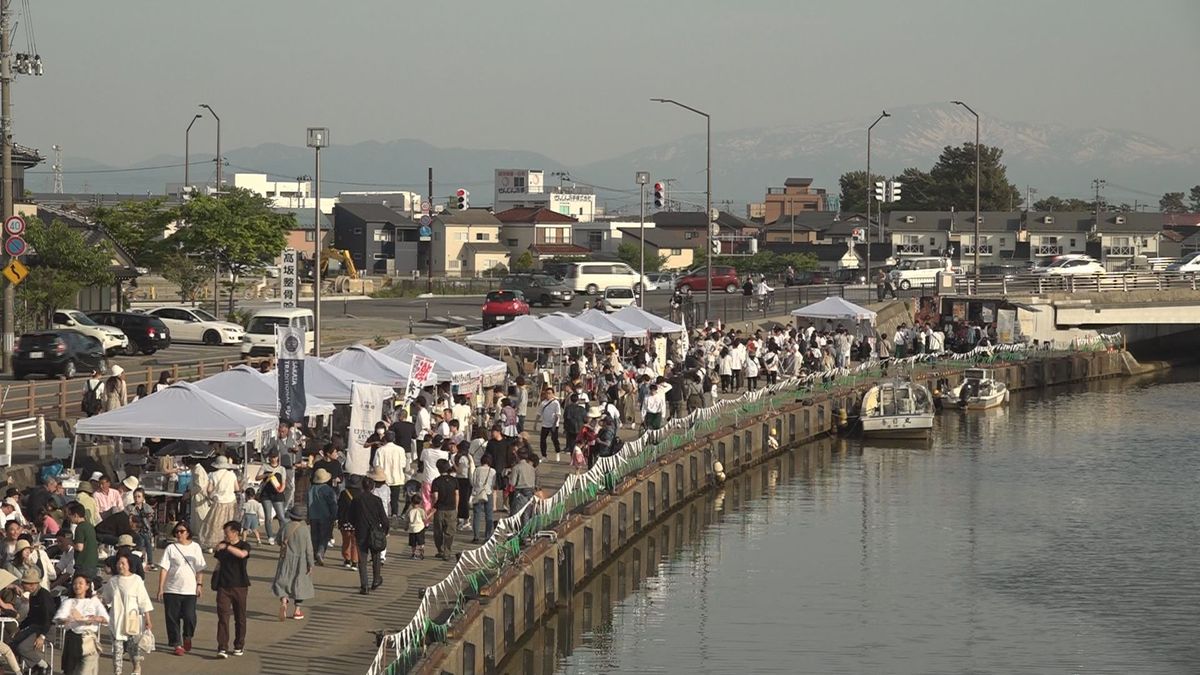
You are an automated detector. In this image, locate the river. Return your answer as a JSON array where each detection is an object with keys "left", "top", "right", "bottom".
[{"left": 509, "top": 370, "right": 1200, "bottom": 675}]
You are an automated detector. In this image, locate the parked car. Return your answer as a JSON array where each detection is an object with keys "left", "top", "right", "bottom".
[
  {"left": 241, "top": 308, "right": 315, "bottom": 358},
  {"left": 564, "top": 262, "right": 657, "bottom": 295},
  {"left": 645, "top": 271, "right": 678, "bottom": 289},
  {"left": 979, "top": 262, "right": 1033, "bottom": 280},
  {"left": 482, "top": 290, "right": 530, "bottom": 328},
  {"left": 12, "top": 329, "right": 107, "bottom": 380},
  {"left": 1030, "top": 253, "right": 1095, "bottom": 274},
  {"left": 602, "top": 286, "right": 638, "bottom": 312},
  {"left": 1165, "top": 251, "right": 1200, "bottom": 274},
  {"left": 1033, "top": 258, "right": 1106, "bottom": 276},
  {"left": 88, "top": 311, "right": 172, "bottom": 355},
  {"left": 539, "top": 261, "right": 571, "bottom": 280},
  {"left": 145, "top": 306, "right": 245, "bottom": 345},
  {"left": 786, "top": 270, "right": 826, "bottom": 286},
  {"left": 51, "top": 309, "right": 129, "bottom": 356},
  {"left": 499, "top": 274, "right": 574, "bottom": 307},
  {"left": 675, "top": 265, "right": 740, "bottom": 295},
  {"left": 830, "top": 268, "right": 867, "bottom": 285},
  {"left": 887, "top": 256, "right": 951, "bottom": 290}
]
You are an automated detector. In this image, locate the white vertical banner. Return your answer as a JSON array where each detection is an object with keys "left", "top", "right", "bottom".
[
  {"left": 280, "top": 248, "right": 298, "bottom": 308},
  {"left": 347, "top": 382, "right": 389, "bottom": 476},
  {"left": 997, "top": 309, "right": 1016, "bottom": 344},
  {"left": 404, "top": 355, "right": 436, "bottom": 406}
]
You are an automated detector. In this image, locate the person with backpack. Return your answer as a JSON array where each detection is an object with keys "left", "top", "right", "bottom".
[
  {"left": 350, "top": 474, "right": 388, "bottom": 594},
  {"left": 81, "top": 369, "right": 104, "bottom": 417}
]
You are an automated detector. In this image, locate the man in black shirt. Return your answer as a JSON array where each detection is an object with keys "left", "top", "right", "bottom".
[
  {"left": 11, "top": 569, "right": 53, "bottom": 673},
  {"left": 563, "top": 393, "right": 587, "bottom": 448},
  {"left": 213, "top": 521, "right": 252, "bottom": 659},
  {"left": 484, "top": 425, "right": 513, "bottom": 510},
  {"left": 389, "top": 408, "right": 418, "bottom": 457},
  {"left": 311, "top": 444, "right": 345, "bottom": 491},
  {"left": 429, "top": 459, "right": 459, "bottom": 560}
]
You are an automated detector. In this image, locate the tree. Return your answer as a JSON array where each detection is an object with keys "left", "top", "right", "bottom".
[
  {"left": 90, "top": 197, "right": 178, "bottom": 268},
  {"left": 510, "top": 250, "right": 534, "bottom": 272},
  {"left": 1160, "top": 192, "right": 1187, "bottom": 213},
  {"left": 1188, "top": 185, "right": 1200, "bottom": 212},
  {"left": 1032, "top": 196, "right": 1095, "bottom": 211},
  {"left": 170, "top": 187, "right": 293, "bottom": 313},
  {"left": 693, "top": 248, "right": 818, "bottom": 275},
  {"left": 158, "top": 251, "right": 208, "bottom": 304},
  {"left": 837, "top": 170, "right": 888, "bottom": 214},
  {"left": 18, "top": 217, "right": 114, "bottom": 327},
  {"left": 617, "top": 241, "right": 667, "bottom": 273},
  {"left": 926, "top": 143, "right": 1022, "bottom": 211}
]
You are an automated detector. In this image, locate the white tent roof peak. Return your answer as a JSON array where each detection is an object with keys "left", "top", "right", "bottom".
[
  {"left": 539, "top": 314, "right": 613, "bottom": 344},
  {"left": 789, "top": 296, "right": 877, "bottom": 322},
  {"left": 74, "top": 380, "right": 278, "bottom": 443},
  {"left": 612, "top": 305, "right": 685, "bottom": 334},
  {"left": 326, "top": 346, "right": 413, "bottom": 388},
  {"left": 465, "top": 315, "right": 584, "bottom": 349},
  {"left": 574, "top": 309, "right": 649, "bottom": 339},
  {"left": 192, "top": 364, "right": 334, "bottom": 417}
]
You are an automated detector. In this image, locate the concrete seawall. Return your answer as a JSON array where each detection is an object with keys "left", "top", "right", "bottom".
[{"left": 416, "top": 350, "right": 1129, "bottom": 675}]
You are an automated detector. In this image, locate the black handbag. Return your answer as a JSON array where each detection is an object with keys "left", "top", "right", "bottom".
[{"left": 368, "top": 524, "right": 388, "bottom": 552}]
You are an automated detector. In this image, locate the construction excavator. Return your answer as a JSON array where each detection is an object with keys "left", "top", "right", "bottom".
[{"left": 299, "top": 248, "right": 369, "bottom": 293}]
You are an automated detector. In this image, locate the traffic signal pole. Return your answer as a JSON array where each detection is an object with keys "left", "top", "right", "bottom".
[{"left": 2, "top": 3, "right": 15, "bottom": 371}]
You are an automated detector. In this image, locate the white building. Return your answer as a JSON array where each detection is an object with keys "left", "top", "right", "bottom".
[
  {"left": 231, "top": 173, "right": 337, "bottom": 215},
  {"left": 493, "top": 168, "right": 596, "bottom": 222},
  {"left": 338, "top": 190, "right": 425, "bottom": 213}
]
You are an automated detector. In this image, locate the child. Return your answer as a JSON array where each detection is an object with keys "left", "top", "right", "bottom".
[
  {"left": 404, "top": 494, "right": 426, "bottom": 560},
  {"left": 239, "top": 488, "right": 264, "bottom": 545}
]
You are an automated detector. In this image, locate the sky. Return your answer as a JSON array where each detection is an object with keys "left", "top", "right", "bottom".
[{"left": 16, "top": 0, "right": 1200, "bottom": 168}]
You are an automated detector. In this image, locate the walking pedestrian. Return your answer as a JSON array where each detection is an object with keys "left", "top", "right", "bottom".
[
  {"left": 337, "top": 476, "right": 361, "bottom": 570},
  {"left": 404, "top": 494, "right": 427, "bottom": 560},
  {"left": 201, "top": 455, "right": 240, "bottom": 551},
  {"left": 255, "top": 452, "right": 287, "bottom": 545},
  {"left": 272, "top": 507, "right": 315, "bottom": 622},
  {"left": 55, "top": 572, "right": 107, "bottom": 675},
  {"left": 102, "top": 553, "right": 153, "bottom": 675},
  {"left": 306, "top": 469, "right": 337, "bottom": 566},
  {"left": 212, "top": 521, "right": 251, "bottom": 659},
  {"left": 469, "top": 454, "right": 496, "bottom": 544},
  {"left": 238, "top": 488, "right": 264, "bottom": 545},
  {"left": 351, "top": 475, "right": 388, "bottom": 595},
  {"left": 536, "top": 387, "right": 562, "bottom": 461},
  {"left": 157, "top": 520, "right": 205, "bottom": 657},
  {"left": 429, "top": 460, "right": 458, "bottom": 560},
  {"left": 453, "top": 442, "right": 474, "bottom": 530},
  {"left": 509, "top": 453, "right": 538, "bottom": 515},
  {"left": 374, "top": 432, "right": 408, "bottom": 517}
]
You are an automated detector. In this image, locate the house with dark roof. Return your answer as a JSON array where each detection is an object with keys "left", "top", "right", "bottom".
[
  {"left": 762, "top": 177, "right": 828, "bottom": 224},
  {"left": 760, "top": 241, "right": 862, "bottom": 273},
  {"left": 494, "top": 207, "right": 590, "bottom": 264},
  {"left": 616, "top": 227, "right": 695, "bottom": 271},
  {"left": 29, "top": 206, "right": 139, "bottom": 312},
  {"left": 887, "top": 211, "right": 1024, "bottom": 268},
  {"left": 332, "top": 202, "right": 419, "bottom": 275},
  {"left": 430, "top": 208, "right": 506, "bottom": 276}
]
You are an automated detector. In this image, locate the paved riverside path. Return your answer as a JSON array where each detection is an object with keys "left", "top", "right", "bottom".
[{"left": 128, "top": 458, "right": 578, "bottom": 675}]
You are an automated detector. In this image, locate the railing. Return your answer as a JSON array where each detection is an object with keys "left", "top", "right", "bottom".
[
  {"left": 1034, "top": 245, "right": 1063, "bottom": 256},
  {"left": 0, "top": 416, "right": 43, "bottom": 466},
  {"left": 953, "top": 271, "right": 1200, "bottom": 296},
  {"left": 366, "top": 341, "right": 1098, "bottom": 675},
  {"left": 895, "top": 244, "right": 926, "bottom": 255},
  {"left": 962, "top": 245, "right": 994, "bottom": 255},
  {"left": 678, "top": 283, "right": 929, "bottom": 326},
  {"left": 1105, "top": 245, "right": 1135, "bottom": 257}
]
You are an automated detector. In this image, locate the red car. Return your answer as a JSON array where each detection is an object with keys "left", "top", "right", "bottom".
[
  {"left": 481, "top": 290, "right": 530, "bottom": 328},
  {"left": 674, "top": 266, "right": 740, "bottom": 295}
]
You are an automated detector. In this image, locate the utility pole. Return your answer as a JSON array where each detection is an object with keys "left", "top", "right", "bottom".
[
  {"left": 1, "top": 1, "right": 14, "bottom": 371},
  {"left": 306, "top": 128, "right": 329, "bottom": 356},
  {"left": 1092, "top": 178, "right": 1106, "bottom": 226},
  {"left": 51, "top": 144, "right": 62, "bottom": 194},
  {"left": 635, "top": 171, "right": 649, "bottom": 307},
  {"left": 1026, "top": 186, "right": 1037, "bottom": 211},
  {"left": 952, "top": 101, "right": 980, "bottom": 283}
]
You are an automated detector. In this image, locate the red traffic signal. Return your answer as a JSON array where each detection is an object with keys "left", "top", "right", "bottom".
[
  {"left": 456, "top": 188, "right": 469, "bottom": 210},
  {"left": 653, "top": 182, "right": 665, "bottom": 208}
]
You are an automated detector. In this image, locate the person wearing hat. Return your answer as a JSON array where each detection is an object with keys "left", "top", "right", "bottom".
[
  {"left": 306, "top": 468, "right": 337, "bottom": 566},
  {"left": 75, "top": 480, "right": 100, "bottom": 526},
  {"left": 271, "top": 506, "right": 315, "bottom": 621},
  {"left": 104, "top": 533, "right": 145, "bottom": 579},
  {"left": 119, "top": 475, "right": 140, "bottom": 508},
  {"left": 367, "top": 467, "right": 393, "bottom": 560},
  {"left": 201, "top": 455, "right": 240, "bottom": 551},
  {"left": 5, "top": 538, "right": 55, "bottom": 591},
  {"left": 10, "top": 566, "right": 54, "bottom": 674}
]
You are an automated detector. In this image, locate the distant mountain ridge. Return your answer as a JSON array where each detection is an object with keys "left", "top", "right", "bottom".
[{"left": 33, "top": 104, "right": 1197, "bottom": 212}]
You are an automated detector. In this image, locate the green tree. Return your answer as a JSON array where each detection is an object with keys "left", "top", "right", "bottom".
[
  {"left": 927, "top": 143, "right": 1022, "bottom": 211},
  {"left": 1032, "top": 196, "right": 1095, "bottom": 211},
  {"left": 1188, "top": 185, "right": 1200, "bottom": 212},
  {"left": 510, "top": 250, "right": 534, "bottom": 272},
  {"left": 170, "top": 187, "right": 293, "bottom": 313},
  {"left": 18, "top": 218, "right": 114, "bottom": 328},
  {"left": 90, "top": 197, "right": 178, "bottom": 268},
  {"left": 693, "top": 248, "right": 818, "bottom": 275},
  {"left": 616, "top": 241, "right": 667, "bottom": 272},
  {"left": 837, "top": 170, "right": 888, "bottom": 214},
  {"left": 158, "top": 251, "right": 208, "bottom": 304},
  {"left": 1160, "top": 192, "right": 1187, "bottom": 213}
]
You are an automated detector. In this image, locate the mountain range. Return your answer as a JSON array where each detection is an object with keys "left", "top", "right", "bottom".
[{"left": 32, "top": 104, "right": 1197, "bottom": 214}]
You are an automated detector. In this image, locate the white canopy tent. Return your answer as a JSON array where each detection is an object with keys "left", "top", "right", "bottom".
[
  {"left": 574, "top": 308, "right": 649, "bottom": 340},
  {"left": 420, "top": 336, "right": 508, "bottom": 387},
  {"left": 326, "top": 346, "right": 414, "bottom": 388},
  {"left": 192, "top": 365, "right": 335, "bottom": 417},
  {"left": 380, "top": 339, "right": 480, "bottom": 389},
  {"left": 790, "top": 296, "right": 878, "bottom": 323},
  {"left": 74, "top": 381, "right": 278, "bottom": 443},
  {"left": 261, "top": 356, "right": 390, "bottom": 405},
  {"left": 612, "top": 305, "right": 686, "bottom": 334},
  {"left": 465, "top": 315, "right": 584, "bottom": 349},
  {"left": 539, "top": 313, "right": 613, "bottom": 344}
]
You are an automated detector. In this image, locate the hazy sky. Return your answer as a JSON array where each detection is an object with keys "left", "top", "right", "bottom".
[{"left": 18, "top": 0, "right": 1200, "bottom": 167}]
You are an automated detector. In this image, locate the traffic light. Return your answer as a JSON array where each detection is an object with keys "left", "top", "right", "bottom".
[
  {"left": 874, "top": 180, "right": 886, "bottom": 203},
  {"left": 890, "top": 181, "right": 902, "bottom": 203},
  {"left": 455, "top": 188, "right": 469, "bottom": 210},
  {"left": 653, "top": 182, "right": 665, "bottom": 209}
]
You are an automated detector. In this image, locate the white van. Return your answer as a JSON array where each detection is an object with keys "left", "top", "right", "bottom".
[
  {"left": 240, "top": 308, "right": 315, "bottom": 358},
  {"left": 888, "top": 256, "right": 951, "bottom": 289},
  {"left": 564, "top": 262, "right": 658, "bottom": 295}
]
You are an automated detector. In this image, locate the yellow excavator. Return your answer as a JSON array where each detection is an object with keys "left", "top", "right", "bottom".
[{"left": 300, "top": 248, "right": 358, "bottom": 281}]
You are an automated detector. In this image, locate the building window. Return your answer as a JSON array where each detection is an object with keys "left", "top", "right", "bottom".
[
  {"left": 929, "top": 237, "right": 936, "bottom": 246},
  {"left": 578, "top": 207, "right": 584, "bottom": 216},
  {"left": 304, "top": 231, "right": 316, "bottom": 242},
  {"left": 1000, "top": 237, "right": 1007, "bottom": 246},
  {"left": 457, "top": 232, "right": 468, "bottom": 242},
  {"left": 587, "top": 232, "right": 603, "bottom": 251},
  {"left": 1070, "top": 238, "right": 1077, "bottom": 247},
  {"left": 514, "top": 176, "right": 526, "bottom": 190},
  {"left": 448, "top": 260, "right": 461, "bottom": 270},
  {"left": 373, "top": 229, "right": 393, "bottom": 242},
  {"left": 685, "top": 232, "right": 696, "bottom": 240},
  {"left": 353, "top": 227, "right": 363, "bottom": 235},
  {"left": 670, "top": 248, "right": 682, "bottom": 256},
  {"left": 475, "top": 232, "right": 488, "bottom": 241},
  {"left": 507, "top": 238, "right": 518, "bottom": 247},
  {"left": 372, "top": 253, "right": 388, "bottom": 260}
]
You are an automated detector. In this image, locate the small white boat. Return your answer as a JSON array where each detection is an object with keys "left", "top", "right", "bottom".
[
  {"left": 947, "top": 368, "right": 1010, "bottom": 410},
  {"left": 861, "top": 379, "right": 935, "bottom": 439}
]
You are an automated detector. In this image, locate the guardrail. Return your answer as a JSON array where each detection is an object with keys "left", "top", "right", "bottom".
[
  {"left": 0, "top": 416, "right": 43, "bottom": 466},
  {"left": 365, "top": 339, "right": 1109, "bottom": 675},
  {"left": 679, "top": 283, "right": 926, "bottom": 325},
  {"left": 954, "top": 272, "right": 1200, "bottom": 296}
]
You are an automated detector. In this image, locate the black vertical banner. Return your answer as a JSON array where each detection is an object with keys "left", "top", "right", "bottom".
[{"left": 276, "top": 326, "right": 306, "bottom": 423}]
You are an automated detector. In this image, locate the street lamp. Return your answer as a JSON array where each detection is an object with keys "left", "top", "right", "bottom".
[
  {"left": 952, "top": 100, "right": 981, "bottom": 284},
  {"left": 635, "top": 171, "right": 650, "bottom": 307},
  {"left": 651, "top": 98, "right": 711, "bottom": 322},
  {"left": 866, "top": 110, "right": 890, "bottom": 285},
  {"left": 184, "top": 113, "right": 202, "bottom": 197},
  {"left": 198, "top": 104, "right": 221, "bottom": 193},
  {"left": 307, "top": 127, "right": 329, "bottom": 356}
]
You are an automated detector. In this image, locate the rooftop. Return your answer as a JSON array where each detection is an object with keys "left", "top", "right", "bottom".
[{"left": 494, "top": 207, "right": 577, "bottom": 224}]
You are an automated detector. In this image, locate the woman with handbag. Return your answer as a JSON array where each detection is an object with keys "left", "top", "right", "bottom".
[
  {"left": 156, "top": 520, "right": 205, "bottom": 657},
  {"left": 270, "top": 507, "right": 315, "bottom": 621},
  {"left": 55, "top": 573, "right": 108, "bottom": 675},
  {"left": 102, "top": 553, "right": 154, "bottom": 675}
]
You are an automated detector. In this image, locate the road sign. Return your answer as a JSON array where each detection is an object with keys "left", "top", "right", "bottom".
[
  {"left": 2, "top": 259, "right": 28, "bottom": 286},
  {"left": 280, "top": 248, "right": 298, "bottom": 308},
  {"left": 419, "top": 215, "right": 432, "bottom": 226},
  {"left": 851, "top": 227, "right": 865, "bottom": 243},
  {"left": 4, "top": 236, "right": 25, "bottom": 257},
  {"left": 418, "top": 225, "right": 433, "bottom": 242},
  {"left": 3, "top": 216, "right": 24, "bottom": 236},
  {"left": 420, "top": 201, "right": 431, "bottom": 214}
]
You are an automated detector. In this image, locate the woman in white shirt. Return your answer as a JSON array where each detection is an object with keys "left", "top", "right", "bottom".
[
  {"left": 56, "top": 572, "right": 108, "bottom": 675},
  {"left": 103, "top": 553, "right": 153, "bottom": 675},
  {"left": 200, "top": 456, "right": 240, "bottom": 551},
  {"left": 156, "top": 521, "right": 206, "bottom": 657}
]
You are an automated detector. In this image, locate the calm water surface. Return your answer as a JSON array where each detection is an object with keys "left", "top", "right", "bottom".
[{"left": 530, "top": 372, "right": 1200, "bottom": 675}]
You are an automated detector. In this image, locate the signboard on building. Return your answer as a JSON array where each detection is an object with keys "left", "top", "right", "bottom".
[
  {"left": 996, "top": 309, "right": 1016, "bottom": 344},
  {"left": 280, "top": 248, "right": 298, "bottom": 308}
]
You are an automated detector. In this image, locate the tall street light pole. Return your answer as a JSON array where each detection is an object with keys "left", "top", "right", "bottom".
[
  {"left": 184, "top": 113, "right": 201, "bottom": 196},
  {"left": 307, "top": 128, "right": 329, "bottom": 356},
  {"left": 953, "top": 100, "right": 980, "bottom": 284},
  {"left": 199, "top": 104, "right": 221, "bottom": 193},
  {"left": 651, "top": 98, "right": 711, "bottom": 322},
  {"left": 0, "top": 2, "right": 12, "bottom": 372},
  {"left": 866, "top": 110, "right": 889, "bottom": 286},
  {"left": 200, "top": 104, "right": 221, "bottom": 315},
  {"left": 635, "top": 171, "right": 649, "bottom": 307}
]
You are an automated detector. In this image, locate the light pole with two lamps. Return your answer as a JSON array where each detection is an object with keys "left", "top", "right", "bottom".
[
  {"left": 307, "top": 127, "right": 329, "bottom": 356},
  {"left": 866, "top": 110, "right": 889, "bottom": 285},
  {"left": 184, "top": 113, "right": 202, "bottom": 196},
  {"left": 635, "top": 171, "right": 649, "bottom": 307},
  {"left": 952, "top": 100, "right": 981, "bottom": 284}
]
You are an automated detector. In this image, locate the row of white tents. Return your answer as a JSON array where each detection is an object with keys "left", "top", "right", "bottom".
[{"left": 465, "top": 305, "right": 685, "bottom": 349}]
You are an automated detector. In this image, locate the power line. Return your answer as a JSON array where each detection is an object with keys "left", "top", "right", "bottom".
[{"left": 27, "top": 160, "right": 205, "bottom": 175}]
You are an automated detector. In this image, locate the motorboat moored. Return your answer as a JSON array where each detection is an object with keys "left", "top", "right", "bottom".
[
  {"left": 861, "top": 379, "right": 935, "bottom": 439},
  {"left": 946, "top": 368, "right": 1009, "bottom": 410}
]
